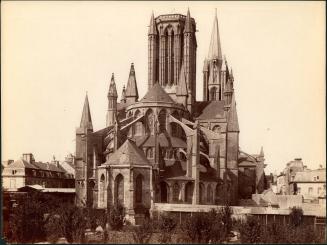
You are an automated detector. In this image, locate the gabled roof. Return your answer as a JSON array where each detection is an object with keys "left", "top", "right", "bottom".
[
  {"left": 140, "top": 83, "right": 175, "bottom": 103},
  {"left": 32, "top": 162, "right": 66, "bottom": 173},
  {"left": 196, "top": 101, "right": 225, "bottom": 120},
  {"left": 107, "top": 139, "right": 150, "bottom": 166},
  {"left": 125, "top": 63, "right": 139, "bottom": 100}
]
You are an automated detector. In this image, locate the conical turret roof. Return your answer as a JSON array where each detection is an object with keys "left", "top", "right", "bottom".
[
  {"left": 227, "top": 93, "right": 239, "bottom": 132},
  {"left": 140, "top": 83, "right": 175, "bottom": 103},
  {"left": 80, "top": 94, "right": 93, "bottom": 130},
  {"left": 120, "top": 85, "right": 126, "bottom": 102},
  {"left": 107, "top": 139, "right": 150, "bottom": 166},
  {"left": 148, "top": 12, "right": 158, "bottom": 35},
  {"left": 208, "top": 9, "right": 222, "bottom": 61},
  {"left": 125, "top": 63, "right": 139, "bottom": 100},
  {"left": 184, "top": 8, "right": 193, "bottom": 33}
]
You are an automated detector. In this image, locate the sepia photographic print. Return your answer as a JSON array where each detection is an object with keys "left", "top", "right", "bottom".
[{"left": 1, "top": 1, "right": 326, "bottom": 244}]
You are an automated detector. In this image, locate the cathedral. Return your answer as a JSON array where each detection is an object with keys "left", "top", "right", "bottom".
[{"left": 75, "top": 9, "right": 267, "bottom": 221}]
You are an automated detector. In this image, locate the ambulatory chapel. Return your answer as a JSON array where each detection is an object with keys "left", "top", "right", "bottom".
[{"left": 75, "top": 10, "right": 268, "bottom": 221}]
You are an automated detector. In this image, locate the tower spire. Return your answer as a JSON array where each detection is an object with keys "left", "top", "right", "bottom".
[
  {"left": 125, "top": 63, "right": 139, "bottom": 103},
  {"left": 80, "top": 93, "right": 93, "bottom": 131},
  {"left": 208, "top": 9, "right": 222, "bottom": 61}
]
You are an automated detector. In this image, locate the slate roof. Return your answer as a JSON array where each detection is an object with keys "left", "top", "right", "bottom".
[
  {"left": 107, "top": 139, "right": 150, "bottom": 166},
  {"left": 196, "top": 101, "right": 225, "bottom": 120},
  {"left": 7, "top": 159, "right": 39, "bottom": 169},
  {"left": 140, "top": 83, "right": 175, "bottom": 104},
  {"left": 32, "top": 162, "right": 66, "bottom": 172}
]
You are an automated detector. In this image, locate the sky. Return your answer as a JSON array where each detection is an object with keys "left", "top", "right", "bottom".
[{"left": 1, "top": 1, "right": 325, "bottom": 174}]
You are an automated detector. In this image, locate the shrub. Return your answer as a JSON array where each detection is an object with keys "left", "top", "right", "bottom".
[
  {"left": 157, "top": 213, "right": 177, "bottom": 243},
  {"left": 108, "top": 204, "right": 125, "bottom": 231},
  {"left": 289, "top": 206, "right": 304, "bottom": 227},
  {"left": 239, "top": 216, "right": 263, "bottom": 243},
  {"left": 9, "top": 195, "right": 47, "bottom": 243},
  {"left": 180, "top": 210, "right": 228, "bottom": 244},
  {"left": 132, "top": 218, "right": 153, "bottom": 244}
]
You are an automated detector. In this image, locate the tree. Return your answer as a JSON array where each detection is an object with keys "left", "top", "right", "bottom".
[
  {"left": 108, "top": 204, "right": 125, "bottom": 231},
  {"left": 239, "top": 216, "right": 263, "bottom": 243},
  {"left": 289, "top": 206, "right": 304, "bottom": 227}
]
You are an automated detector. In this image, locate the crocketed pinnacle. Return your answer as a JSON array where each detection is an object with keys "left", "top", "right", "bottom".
[
  {"left": 148, "top": 12, "right": 158, "bottom": 35},
  {"left": 108, "top": 73, "right": 118, "bottom": 98}
]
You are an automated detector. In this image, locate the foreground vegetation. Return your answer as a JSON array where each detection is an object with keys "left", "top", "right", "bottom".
[{"left": 3, "top": 193, "right": 326, "bottom": 244}]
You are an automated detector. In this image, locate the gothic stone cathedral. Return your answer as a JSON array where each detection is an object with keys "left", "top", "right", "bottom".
[{"left": 75, "top": 10, "right": 268, "bottom": 222}]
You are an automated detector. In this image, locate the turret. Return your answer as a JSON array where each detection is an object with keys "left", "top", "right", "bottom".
[
  {"left": 75, "top": 93, "right": 93, "bottom": 207},
  {"left": 226, "top": 93, "right": 239, "bottom": 204},
  {"left": 176, "top": 61, "right": 188, "bottom": 107},
  {"left": 106, "top": 73, "right": 118, "bottom": 127},
  {"left": 125, "top": 63, "right": 139, "bottom": 104},
  {"left": 183, "top": 8, "right": 197, "bottom": 113},
  {"left": 148, "top": 12, "right": 158, "bottom": 90}
]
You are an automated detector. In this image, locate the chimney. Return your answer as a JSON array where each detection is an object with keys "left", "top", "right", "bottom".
[{"left": 22, "top": 153, "right": 35, "bottom": 163}]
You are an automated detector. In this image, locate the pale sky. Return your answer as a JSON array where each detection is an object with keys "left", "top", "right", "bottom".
[{"left": 1, "top": 1, "right": 325, "bottom": 174}]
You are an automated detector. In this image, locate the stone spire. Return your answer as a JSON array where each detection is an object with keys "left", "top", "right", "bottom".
[
  {"left": 148, "top": 11, "right": 157, "bottom": 35},
  {"left": 125, "top": 63, "right": 139, "bottom": 103},
  {"left": 184, "top": 8, "right": 193, "bottom": 33},
  {"left": 227, "top": 93, "right": 239, "bottom": 132},
  {"left": 207, "top": 9, "right": 222, "bottom": 61},
  {"left": 108, "top": 73, "right": 118, "bottom": 98},
  {"left": 80, "top": 93, "right": 93, "bottom": 131},
  {"left": 120, "top": 85, "right": 126, "bottom": 103}
]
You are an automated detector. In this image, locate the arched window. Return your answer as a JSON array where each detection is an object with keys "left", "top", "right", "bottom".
[
  {"left": 158, "top": 109, "right": 167, "bottom": 132},
  {"left": 100, "top": 174, "right": 105, "bottom": 207},
  {"left": 115, "top": 174, "right": 124, "bottom": 206},
  {"left": 185, "top": 182, "right": 194, "bottom": 204},
  {"left": 134, "top": 110, "right": 143, "bottom": 136},
  {"left": 199, "top": 182, "right": 205, "bottom": 204},
  {"left": 207, "top": 184, "right": 213, "bottom": 204},
  {"left": 172, "top": 183, "right": 180, "bottom": 202},
  {"left": 146, "top": 148, "right": 153, "bottom": 159},
  {"left": 210, "top": 87, "right": 217, "bottom": 101},
  {"left": 160, "top": 181, "right": 169, "bottom": 203},
  {"left": 135, "top": 174, "right": 143, "bottom": 203},
  {"left": 146, "top": 109, "right": 154, "bottom": 135}
]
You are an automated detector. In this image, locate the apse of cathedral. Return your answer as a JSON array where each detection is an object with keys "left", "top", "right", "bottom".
[{"left": 75, "top": 9, "right": 267, "bottom": 221}]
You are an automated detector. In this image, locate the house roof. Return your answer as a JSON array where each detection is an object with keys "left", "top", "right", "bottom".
[
  {"left": 107, "top": 139, "right": 150, "bottom": 166},
  {"left": 32, "top": 162, "right": 66, "bottom": 172},
  {"left": 139, "top": 83, "right": 175, "bottom": 104},
  {"left": 196, "top": 101, "right": 225, "bottom": 120},
  {"left": 7, "top": 159, "right": 39, "bottom": 169}
]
